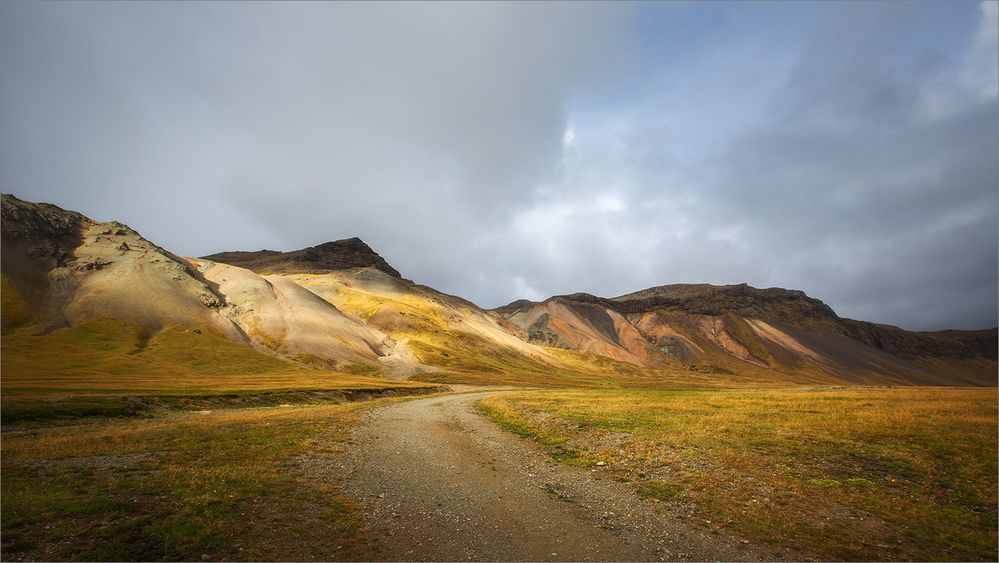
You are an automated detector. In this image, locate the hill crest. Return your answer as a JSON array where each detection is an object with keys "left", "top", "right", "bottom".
[{"left": 203, "top": 238, "right": 402, "bottom": 277}]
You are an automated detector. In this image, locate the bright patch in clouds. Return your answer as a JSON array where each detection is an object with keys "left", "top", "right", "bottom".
[{"left": 595, "top": 192, "right": 625, "bottom": 213}]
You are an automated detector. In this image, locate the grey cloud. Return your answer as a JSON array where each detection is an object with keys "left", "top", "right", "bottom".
[
  {"left": 693, "top": 5, "right": 998, "bottom": 330},
  {"left": 488, "top": 2, "right": 996, "bottom": 330},
  {"left": 1, "top": 1, "right": 995, "bottom": 330},
  {"left": 2, "top": 2, "right": 631, "bottom": 253}
]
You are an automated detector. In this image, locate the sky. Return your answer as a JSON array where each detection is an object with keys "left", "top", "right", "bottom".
[{"left": 2, "top": 1, "right": 996, "bottom": 331}]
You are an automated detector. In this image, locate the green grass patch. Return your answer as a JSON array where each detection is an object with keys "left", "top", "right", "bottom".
[
  {"left": 1, "top": 400, "right": 397, "bottom": 561},
  {"left": 634, "top": 480, "right": 683, "bottom": 501}
]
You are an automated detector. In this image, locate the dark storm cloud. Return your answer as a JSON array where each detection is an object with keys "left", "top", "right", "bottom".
[
  {"left": 677, "top": 1, "right": 998, "bottom": 330},
  {"left": 1, "top": 1, "right": 995, "bottom": 330}
]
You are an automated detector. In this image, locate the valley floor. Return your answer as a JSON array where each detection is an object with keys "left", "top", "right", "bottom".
[{"left": 1, "top": 385, "right": 996, "bottom": 562}]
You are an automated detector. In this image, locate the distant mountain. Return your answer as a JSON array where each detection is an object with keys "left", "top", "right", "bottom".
[
  {"left": 493, "top": 284, "right": 997, "bottom": 386},
  {"left": 2, "top": 194, "right": 995, "bottom": 388},
  {"left": 203, "top": 238, "right": 402, "bottom": 277}
]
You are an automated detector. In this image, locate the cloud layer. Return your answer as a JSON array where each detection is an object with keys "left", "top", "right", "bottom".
[{"left": 2, "top": 1, "right": 996, "bottom": 330}]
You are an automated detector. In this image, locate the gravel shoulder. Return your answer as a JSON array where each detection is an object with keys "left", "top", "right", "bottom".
[{"left": 334, "top": 389, "right": 760, "bottom": 561}]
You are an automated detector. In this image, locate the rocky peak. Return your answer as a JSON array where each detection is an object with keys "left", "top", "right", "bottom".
[
  {"left": 203, "top": 237, "right": 402, "bottom": 278},
  {"left": 1, "top": 194, "right": 91, "bottom": 265},
  {"left": 492, "top": 299, "right": 537, "bottom": 313},
  {"left": 553, "top": 292, "right": 605, "bottom": 304},
  {"left": 2, "top": 194, "right": 94, "bottom": 312}
]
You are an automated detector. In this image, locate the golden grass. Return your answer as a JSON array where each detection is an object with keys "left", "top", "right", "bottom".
[
  {"left": 478, "top": 386, "right": 998, "bottom": 561},
  {"left": 1, "top": 318, "right": 429, "bottom": 396},
  {"left": 1, "top": 399, "right": 399, "bottom": 560}
]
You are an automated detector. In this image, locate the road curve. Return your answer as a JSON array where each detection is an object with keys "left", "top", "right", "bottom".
[{"left": 336, "top": 390, "right": 758, "bottom": 562}]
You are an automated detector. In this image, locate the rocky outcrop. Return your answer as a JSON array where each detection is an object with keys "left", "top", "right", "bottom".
[
  {"left": 203, "top": 238, "right": 403, "bottom": 278},
  {"left": 1, "top": 194, "right": 91, "bottom": 310},
  {"left": 839, "top": 319, "right": 998, "bottom": 360}
]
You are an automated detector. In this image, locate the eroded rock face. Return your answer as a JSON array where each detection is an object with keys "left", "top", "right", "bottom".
[
  {"left": 495, "top": 297, "right": 670, "bottom": 367},
  {"left": 1, "top": 195, "right": 237, "bottom": 335},
  {"left": 203, "top": 237, "right": 403, "bottom": 278},
  {"left": 526, "top": 314, "right": 567, "bottom": 348}
]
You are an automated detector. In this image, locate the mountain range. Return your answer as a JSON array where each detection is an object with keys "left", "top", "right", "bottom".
[{"left": 2, "top": 193, "right": 995, "bottom": 388}]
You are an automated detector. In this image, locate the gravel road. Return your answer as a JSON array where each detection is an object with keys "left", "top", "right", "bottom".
[{"left": 336, "top": 390, "right": 760, "bottom": 561}]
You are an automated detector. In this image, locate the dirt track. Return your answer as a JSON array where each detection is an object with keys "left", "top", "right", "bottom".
[{"left": 336, "top": 390, "right": 759, "bottom": 561}]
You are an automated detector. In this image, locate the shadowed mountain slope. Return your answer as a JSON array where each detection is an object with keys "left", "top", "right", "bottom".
[{"left": 1, "top": 195, "right": 90, "bottom": 317}]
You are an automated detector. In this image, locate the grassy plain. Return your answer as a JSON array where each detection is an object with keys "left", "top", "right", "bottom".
[
  {"left": 0, "top": 399, "right": 402, "bottom": 561},
  {"left": 478, "top": 386, "right": 998, "bottom": 561}
]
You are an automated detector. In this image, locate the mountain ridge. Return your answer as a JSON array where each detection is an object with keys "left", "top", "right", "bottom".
[
  {"left": 495, "top": 283, "right": 996, "bottom": 359},
  {"left": 2, "top": 194, "right": 995, "bottom": 388},
  {"left": 203, "top": 238, "right": 403, "bottom": 278}
]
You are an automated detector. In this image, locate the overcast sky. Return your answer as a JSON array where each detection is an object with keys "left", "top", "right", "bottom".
[{"left": 2, "top": 1, "right": 996, "bottom": 330}]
